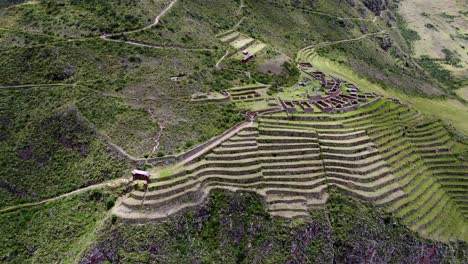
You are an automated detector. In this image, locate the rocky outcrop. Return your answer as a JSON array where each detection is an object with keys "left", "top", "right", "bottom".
[
  {"left": 363, "top": 0, "right": 388, "bottom": 16},
  {"left": 380, "top": 36, "right": 393, "bottom": 51}
]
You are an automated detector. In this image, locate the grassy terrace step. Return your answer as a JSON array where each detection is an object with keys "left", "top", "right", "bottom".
[
  {"left": 427, "top": 202, "right": 467, "bottom": 241},
  {"left": 413, "top": 137, "right": 452, "bottom": 149},
  {"left": 320, "top": 142, "right": 376, "bottom": 154},
  {"left": 395, "top": 164, "right": 428, "bottom": 190},
  {"left": 207, "top": 153, "right": 323, "bottom": 164},
  {"left": 116, "top": 99, "right": 467, "bottom": 240},
  {"left": 344, "top": 110, "right": 411, "bottom": 129},
  {"left": 184, "top": 159, "right": 261, "bottom": 170},
  {"left": 144, "top": 166, "right": 263, "bottom": 192},
  {"left": 326, "top": 173, "right": 398, "bottom": 192},
  {"left": 258, "top": 142, "right": 320, "bottom": 151},
  {"left": 396, "top": 182, "right": 445, "bottom": 221},
  {"left": 410, "top": 131, "right": 450, "bottom": 144},
  {"left": 212, "top": 146, "right": 258, "bottom": 155},
  {"left": 381, "top": 142, "right": 417, "bottom": 162},
  {"left": 323, "top": 155, "right": 385, "bottom": 168},
  {"left": 370, "top": 127, "right": 405, "bottom": 143},
  {"left": 229, "top": 85, "right": 269, "bottom": 92},
  {"left": 268, "top": 202, "right": 308, "bottom": 212},
  {"left": 263, "top": 182, "right": 327, "bottom": 197},
  {"left": 407, "top": 126, "right": 446, "bottom": 138},
  {"left": 329, "top": 182, "right": 403, "bottom": 203},
  {"left": 269, "top": 210, "right": 309, "bottom": 219},
  {"left": 263, "top": 165, "right": 324, "bottom": 176},
  {"left": 388, "top": 177, "right": 441, "bottom": 214},
  {"left": 265, "top": 194, "right": 306, "bottom": 204},
  {"left": 345, "top": 113, "right": 417, "bottom": 132},
  {"left": 322, "top": 149, "right": 381, "bottom": 161},
  {"left": 392, "top": 157, "right": 424, "bottom": 177},
  {"left": 260, "top": 120, "right": 344, "bottom": 130},
  {"left": 206, "top": 148, "right": 321, "bottom": 161},
  {"left": 263, "top": 99, "right": 390, "bottom": 121},
  {"left": 263, "top": 172, "right": 324, "bottom": 182},
  {"left": 318, "top": 136, "right": 371, "bottom": 147},
  {"left": 258, "top": 127, "right": 318, "bottom": 137},
  {"left": 411, "top": 121, "right": 444, "bottom": 133},
  {"left": 261, "top": 160, "right": 324, "bottom": 170},
  {"left": 324, "top": 160, "right": 388, "bottom": 175},
  {"left": 221, "top": 141, "right": 257, "bottom": 148},
  {"left": 318, "top": 130, "right": 367, "bottom": 140},
  {"left": 220, "top": 31, "right": 240, "bottom": 42},
  {"left": 385, "top": 147, "right": 422, "bottom": 167},
  {"left": 409, "top": 193, "right": 452, "bottom": 231},
  {"left": 373, "top": 131, "right": 408, "bottom": 149},
  {"left": 256, "top": 135, "right": 316, "bottom": 144},
  {"left": 227, "top": 136, "right": 258, "bottom": 142},
  {"left": 258, "top": 124, "right": 310, "bottom": 131}
]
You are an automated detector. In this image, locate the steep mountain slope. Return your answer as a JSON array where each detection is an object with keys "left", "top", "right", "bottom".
[
  {"left": 0, "top": 0, "right": 466, "bottom": 262},
  {"left": 83, "top": 190, "right": 467, "bottom": 263}
]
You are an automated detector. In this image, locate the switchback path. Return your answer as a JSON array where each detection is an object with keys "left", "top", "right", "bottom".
[
  {"left": 299, "top": 29, "right": 388, "bottom": 52},
  {"left": 215, "top": 51, "right": 230, "bottom": 69},
  {"left": 0, "top": 178, "right": 130, "bottom": 215},
  {"left": 100, "top": 0, "right": 179, "bottom": 44}
]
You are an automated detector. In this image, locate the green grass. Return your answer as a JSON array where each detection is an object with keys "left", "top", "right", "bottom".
[
  {"left": 0, "top": 189, "right": 116, "bottom": 263},
  {"left": 0, "top": 87, "right": 130, "bottom": 208},
  {"left": 82, "top": 190, "right": 467, "bottom": 263},
  {"left": 302, "top": 51, "right": 468, "bottom": 135},
  {"left": 0, "top": 0, "right": 169, "bottom": 37}
]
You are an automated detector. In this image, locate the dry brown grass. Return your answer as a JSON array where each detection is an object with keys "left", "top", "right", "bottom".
[{"left": 399, "top": 0, "right": 467, "bottom": 77}]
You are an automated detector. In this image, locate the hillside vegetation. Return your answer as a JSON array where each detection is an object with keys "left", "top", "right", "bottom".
[
  {"left": 84, "top": 190, "right": 467, "bottom": 263},
  {"left": 0, "top": 0, "right": 466, "bottom": 262}
]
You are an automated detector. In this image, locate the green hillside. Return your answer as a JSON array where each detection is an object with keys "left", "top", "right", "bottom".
[{"left": 0, "top": 0, "right": 466, "bottom": 262}]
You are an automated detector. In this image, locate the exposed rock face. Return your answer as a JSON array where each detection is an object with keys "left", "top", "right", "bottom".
[
  {"left": 363, "top": 0, "right": 388, "bottom": 16},
  {"left": 380, "top": 36, "right": 393, "bottom": 51},
  {"left": 360, "top": 24, "right": 367, "bottom": 33}
]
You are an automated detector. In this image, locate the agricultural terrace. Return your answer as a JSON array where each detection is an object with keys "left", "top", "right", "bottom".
[{"left": 117, "top": 51, "right": 468, "bottom": 244}]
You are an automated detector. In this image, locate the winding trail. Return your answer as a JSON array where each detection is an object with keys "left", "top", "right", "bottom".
[
  {"left": 215, "top": 51, "right": 230, "bottom": 69},
  {"left": 147, "top": 108, "right": 165, "bottom": 154},
  {"left": 214, "top": 0, "right": 247, "bottom": 68},
  {"left": 300, "top": 29, "right": 388, "bottom": 52},
  {"left": 100, "top": 0, "right": 179, "bottom": 47},
  {"left": 0, "top": 178, "right": 130, "bottom": 214},
  {"left": 0, "top": 83, "right": 77, "bottom": 89}
]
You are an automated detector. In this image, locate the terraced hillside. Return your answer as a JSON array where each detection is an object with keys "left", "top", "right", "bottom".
[{"left": 115, "top": 99, "right": 468, "bottom": 242}]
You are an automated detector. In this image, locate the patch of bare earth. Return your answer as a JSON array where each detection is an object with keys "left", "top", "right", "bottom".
[{"left": 257, "top": 54, "right": 290, "bottom": 74}]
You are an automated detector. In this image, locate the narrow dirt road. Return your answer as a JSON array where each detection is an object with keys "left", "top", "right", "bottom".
[
  {"left": 100, "top": 0, "right": 179, "bottom": 41},
  {"left": 0, "top": 83, "right": 77, "bottom": 89},
  {"left": 0, "top": 178, "right": 130, "bottom": 214},
  {"left": 215, "top": 51, "right": 230, "bottom": 69},
  {"left": 300, "top": 30, "right": 388, "bottom": 52}
]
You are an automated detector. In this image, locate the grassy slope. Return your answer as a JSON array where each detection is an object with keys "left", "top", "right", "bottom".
[
  {"left": 0, "top": 0, "right": 170, "bottom": 37},
  {"left": 303, "top": 51, "right": 468, "bottom": 135},
  {"left": 0, "top": 189, "right": 116, "bottom": 263},
  {"left": 0, "top": 0, "right": 243, "bottom": 208},
  {"left": 399, "top": 0, "right": 467, "bottom": 78},
  {"left": 0, "top": 86, "right": 130, "bottom": 208},
  {"left": 122, "top": 0, "right": 240, "bottom": 49},
  {"left": 0, "top": 29, "right": 242, "bottom": 155},
  {"left": 82, "top": 190, "right": 467, "bottom": 263}
]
